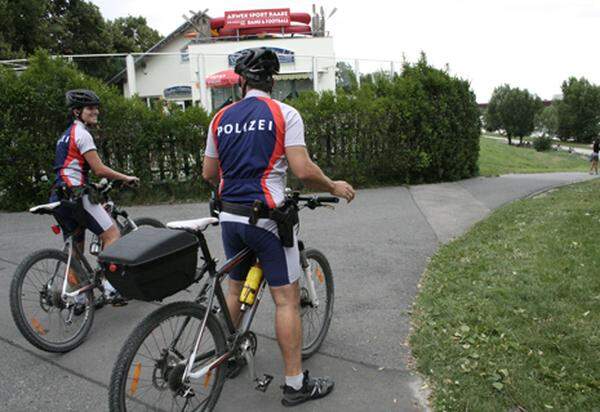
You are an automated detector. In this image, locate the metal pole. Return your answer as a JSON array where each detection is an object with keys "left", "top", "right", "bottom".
[
  {"left": 126, "top": 54, "right": 137, "bottom": 97},
  {"left": 312, "top": 56, "right": 319, "bottom": 93},
  {"left": 189, "top": 53, "right": 201, "bottom": 106},
  {"left": 198, "top": 54, "right": 212, "bottom": 112},
  {"left": 354, "top": 59, "right": 360, "bottom": 88}
]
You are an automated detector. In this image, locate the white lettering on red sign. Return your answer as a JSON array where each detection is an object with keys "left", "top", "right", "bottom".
[{"left": 224, "top": 8, "right": 291, "bottom": 29}]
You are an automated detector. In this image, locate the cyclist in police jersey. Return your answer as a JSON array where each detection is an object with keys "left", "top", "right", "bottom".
[
  {"left": 52, "top": 90, "right": 138, "bottom": 301},
  {"left": 202, "top": 48, "right": 355, "bottom": 407}
]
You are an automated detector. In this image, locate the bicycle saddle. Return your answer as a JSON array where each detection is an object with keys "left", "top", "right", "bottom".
[
  {"left": 29, "top": 202, "right": 61, "bottom": 215},
  {"left": 166, "top": 217, "right": 219, "bottom": 232}
]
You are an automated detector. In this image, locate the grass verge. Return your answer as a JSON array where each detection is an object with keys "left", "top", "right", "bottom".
[
  {"left": 410, "top": 179, "right": 600, "bottom": 411},
  {"left": 479, "top": 137, "right": 589, "bottom": 176}
]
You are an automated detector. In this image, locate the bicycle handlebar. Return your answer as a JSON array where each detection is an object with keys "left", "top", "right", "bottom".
[
  {"left": 313, "top": 196, "right": 340, "bottom": 204},
  {"left": 94, "top": 178, "right": 138, "bottom": 192},
  {"left": 287, "top": 191, "right": 340, "bottom": 209}
]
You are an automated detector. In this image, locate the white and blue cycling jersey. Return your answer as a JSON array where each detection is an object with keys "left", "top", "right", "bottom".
[
  {"left": 205, "top": 89, "right": 306, "bottom": 286},
  {"left": 53, "top": 119, "right": 97, "bottom": 188}
]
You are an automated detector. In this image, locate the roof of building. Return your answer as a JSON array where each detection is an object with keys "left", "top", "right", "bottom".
[{"left": 109, "top": 12, "right": 211, "bottom": 84}]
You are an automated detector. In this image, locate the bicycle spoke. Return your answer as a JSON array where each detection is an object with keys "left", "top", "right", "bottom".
[{"left": 118, "top": 307, "right": 221, "bottom": 412}]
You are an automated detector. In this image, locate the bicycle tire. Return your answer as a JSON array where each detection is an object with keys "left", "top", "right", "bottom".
[
  {"left": 120, "top": 216, "right": 165, "bottom": 236},
  {"left": 300, "top": 248, "right": 334, "bottom": 359},
  {"left": 9, "top": 248, "right": 95, "bottom": 353},
  {"left": 109, "top": 301, "right": 227, "bottom": 412}
]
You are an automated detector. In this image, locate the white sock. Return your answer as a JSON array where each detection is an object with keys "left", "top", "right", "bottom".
[
  {"left": 285, "top": 372, "right": 304, "bottom": 390},
  {"left": 102, "top": 278, "right": 117, "bottom": 295},
  {"left": 74, "top": 293, "right": 87, "bottom": 304}
]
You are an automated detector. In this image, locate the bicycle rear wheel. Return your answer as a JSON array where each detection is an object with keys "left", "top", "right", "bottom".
[
  {"left": 120, "top": 216, "right": 165, "bottom": 236},
  {"left": 109, "top": 301, "right": 227, "bottom": 412},
  {"left": 9, "top": 249, "right": 95, "bottom": 353},
  {"left": 299, "top": 248, "right": 334, "bottom": 359}
]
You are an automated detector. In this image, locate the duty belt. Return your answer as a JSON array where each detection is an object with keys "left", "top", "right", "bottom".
[{"left": 219, "top": 200, "right": 270, "bottom": 224}]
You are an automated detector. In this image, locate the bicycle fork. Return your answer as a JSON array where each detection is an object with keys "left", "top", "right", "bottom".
[{"left": 301, "top": 252, "right": 320, "bottom": 308}]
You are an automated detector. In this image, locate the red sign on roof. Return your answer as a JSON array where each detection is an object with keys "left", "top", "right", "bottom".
[{"left": 224, "top": 8, "right": 291, "bottom": 30}]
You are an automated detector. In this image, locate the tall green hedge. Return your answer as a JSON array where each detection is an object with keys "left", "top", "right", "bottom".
[
  {"left": 294, "top": 58, "right": 481, "bottom": 186},
  {"left": 0, "top": 52, "right": 480, "bottom": 211},
  {"left": 0, "top": 51, "right": 211, "bottom": 211}
]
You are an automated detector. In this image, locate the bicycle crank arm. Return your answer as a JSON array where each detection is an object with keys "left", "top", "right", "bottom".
[{"left": 242, "top": 344, "right": 273, "bottom": 392}]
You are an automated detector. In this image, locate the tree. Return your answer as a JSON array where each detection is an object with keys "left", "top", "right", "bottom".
[
  {"left": 0, "top": 0, "right": 163, "bottom": 80},
  {"left": 485, "top": 84, "right": 543, "bottom": 145},
  {"left": 107, "top": 16, "right": 162, "bottom": 53},
  {"left": 555, "top": 77, "right": 600, "bottom": 143},
  {"left": 335, "top": 61, "right": 358, "bottom": 92},
  {"left": 484, "top": 85, "right": 509, "bottom": 132},
  {"left": 0, "top": 0, "right": 53, "bottom": 59},
  {"left": 535, "top": 104, "right": 558, "bottom": 137}
]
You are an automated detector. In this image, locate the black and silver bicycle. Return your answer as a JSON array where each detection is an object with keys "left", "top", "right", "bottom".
[
  {"left": 108, "top": 192, "right": 336, "bottom": 411},
  {"left": 9, "top": 179, "right": 164, "bottom": 353}
]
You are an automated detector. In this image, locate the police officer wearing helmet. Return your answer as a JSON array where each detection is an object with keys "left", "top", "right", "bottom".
[
  {"left": 51, "top": 90, "right": 139, "bottom": 304},
  {"left": 203, "top": 48, "right": 355, "bottom": 406}
]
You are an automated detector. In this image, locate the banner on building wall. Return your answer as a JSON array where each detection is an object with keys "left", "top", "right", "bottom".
[
  {"left": 228, "top": 47, "right": 295, "bottom": 66},
  {"left": 164, "top": 86, "right": 192, "bottom": 99},
  {"left": 224, "top": 9, "right": 291, "bottom": 29}
]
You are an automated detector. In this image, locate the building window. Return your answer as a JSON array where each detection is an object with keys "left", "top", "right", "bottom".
[
  {"left": 273, "top": 79, "right": 312, "bottom": 101},
  {"left": 180, "top": 46, "right": 189, "bottom": 63}
]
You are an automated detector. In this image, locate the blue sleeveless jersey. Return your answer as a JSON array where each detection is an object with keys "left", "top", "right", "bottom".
[{"left": 210, "top": 96, "right": 286, "bottom": 208}]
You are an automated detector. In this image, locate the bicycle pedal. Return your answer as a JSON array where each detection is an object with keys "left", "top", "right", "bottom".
[{"left": 255, "top": 374, "right": 273, "bottom": 392}]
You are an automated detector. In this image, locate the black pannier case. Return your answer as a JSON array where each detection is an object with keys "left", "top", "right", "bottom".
[{"left": 98, "top": 227, "right": 199, "bottom": 301}]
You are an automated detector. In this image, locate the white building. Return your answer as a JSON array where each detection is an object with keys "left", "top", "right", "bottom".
[{"left": 115, "top": 9, "right": 336, "bottom": 112}]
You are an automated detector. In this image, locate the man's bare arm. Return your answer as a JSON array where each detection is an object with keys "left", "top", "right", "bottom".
[
  {"left": 202, "top": 155, "right": 220, "bottom": 186},
  {"left": 286, "top": 146, "right": 355, "bottom": 202}
]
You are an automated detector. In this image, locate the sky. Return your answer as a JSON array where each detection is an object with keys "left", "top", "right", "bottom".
[{"left": 90, "top": 0, "right": 600, "bottom": 102}]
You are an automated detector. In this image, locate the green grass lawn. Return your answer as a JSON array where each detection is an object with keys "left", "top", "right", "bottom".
[
  {"left": 486, "top": 133, "right": 594, "bottom": 151},
  {"left": 479, "top": 137, "right": 589, "bottom": 176},
  {"left": 410, "top": 179, "right": 600, "bottom": 411}
]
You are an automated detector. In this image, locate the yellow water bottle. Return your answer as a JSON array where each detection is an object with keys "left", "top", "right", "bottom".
[{"left": 239, "top": 264, "right": 263, "bottom": 305}]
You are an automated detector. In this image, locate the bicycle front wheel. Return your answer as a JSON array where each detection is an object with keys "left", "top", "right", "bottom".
[
  {"left": 109, "top": 301, "right": 227, "bottom": 412},
  {"left": 9, "top": 249, "right": 95, "bottom": 353},
  {"left": 300, "top": 248, "right": 334, "bottom": 359}
]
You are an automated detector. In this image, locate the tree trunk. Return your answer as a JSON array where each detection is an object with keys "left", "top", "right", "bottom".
[{"left": 507, "top": 135, "right": 512, "bottom": 145}]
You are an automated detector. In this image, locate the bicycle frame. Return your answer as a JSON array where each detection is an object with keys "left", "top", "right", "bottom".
[
  {"left": 178, "top": 232, "right": 320, "bottom": 384},
  {"left": 178, "top": 232, "right": 257, "bottom": 382},
  {"left": 59, "top": 234, "right": 96, "bottom": 302}
]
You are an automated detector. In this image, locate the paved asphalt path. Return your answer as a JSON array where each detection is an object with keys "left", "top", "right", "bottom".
[{"left": 0, "top": 173, "right": 595, "bottom": 412}]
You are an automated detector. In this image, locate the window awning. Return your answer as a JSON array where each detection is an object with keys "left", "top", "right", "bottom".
[
  {"left": 274, "top": 72, "right": 311, "bottom": 80},
  {"left": 206, "top": 69, "right": 239, "bottom": 88}
]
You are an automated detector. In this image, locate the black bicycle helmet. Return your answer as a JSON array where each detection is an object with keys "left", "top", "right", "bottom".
[
  {"left": 66, "top": 89, "right": 100, "bottom": 109},
  {"left": 234, "top": 48, "right": 280, "bottom": 82}
]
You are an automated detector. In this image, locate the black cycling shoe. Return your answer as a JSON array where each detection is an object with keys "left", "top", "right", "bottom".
[
  {"left": 102, "top": 291, "right": 128, "bottom": 307},
  {"left": 93, "top": 294, "right": 106, "bottom": 310},
  {"left": 281, "top": 370, "right": 335, "bottom": 407},
  {"left": 108, "top": 293, "right": 128, "bottom": 307},
  {"left": 73, "top": 303, "right": 87, "bottom": 316},
  {"left": 225, "top": 357, "right": 247, "bottom": 379}
]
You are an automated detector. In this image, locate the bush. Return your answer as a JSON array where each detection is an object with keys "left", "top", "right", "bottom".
[
  {"left": 1, "top": 52, "right": 481, "bottom": 211},
  {"left": 293, "top": 56, "right": 481, "bottom": 185},
  {"left": 533, "top": 136, "right": 553, "bottom": 152},
  {"left": 0, "top": 51, "right": 211, "bottom": 211}
]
